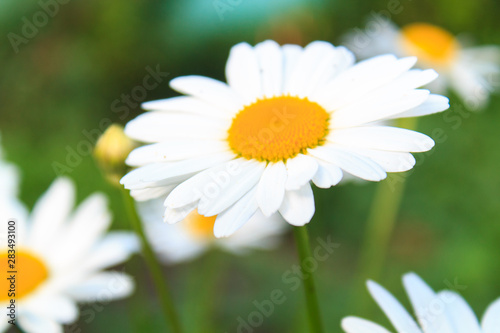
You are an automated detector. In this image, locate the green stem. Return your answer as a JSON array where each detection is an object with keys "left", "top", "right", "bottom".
[
  {"left": 357, "top": 175, "right": 407, "bottom": 282},
  {"left": 121, "top": 189, "right": 183, "bottom": 333},
  {"left": 184, "top": 250, "right": 222, "bottom": 333},
  {"left": 353, "top": 117, "right": 418, "bottom": 310},
  {"left": 293, "top": 226, "right": 324, "bottom": 333}
]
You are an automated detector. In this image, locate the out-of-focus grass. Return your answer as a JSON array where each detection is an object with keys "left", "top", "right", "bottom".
[{"left": 1, "top": 0, "right": 499, "bottom": 331}]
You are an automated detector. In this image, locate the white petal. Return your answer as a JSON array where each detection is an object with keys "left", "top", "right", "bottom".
[
  {"left": 0, "top": 160, "right": 20, "bottom": 199},
  {"left": 386, "top": 69, "right": 438, "bottom": 93},
  {"left": 153, "top": 230, "right": 207, "bottom": 263},
  {"left": 351, "top": 149, "right": 416, "bottom": 173},
  {"left": 138, "top": 152, "right": 235, "bottom": 184},
  {"left": 198, "top": 160, "right": 265, "bottom": 216},
  {"left": 255, "top": 40, "right": 283, "bottom": 98},
  {"left": 225, "top": 42, "right": 262, "bottom": 104},
  {"left": 50, "top": 194, "right": 111, "bottom": 268},
  {"left": 170, "top": 75, "right": 244, "bottom": 112},
  {"left": 79, "top": 232, "right": 139, "bottom": 273},
  {"left": 287, "top": 42, "right": 349, "bottom": 98},
  {"left": 461, "top": 45, "right": 500, "bottom": 64},
  {"left": 142, "top": 96, "right": 229, "bottom": 118},
  {"left": 24, "top": 295, "right": 78, "bottom": 323},
  {"left": 214, "top": 186, "right": 259, "bottom": 238},
  {"left": 18, "top": 312, "right": 63, "bottom": 333},
  {"left": 341, "top": 316, "right": 392, "bottom": 333},
  {"left": 138, "top": 198, "right": 208, "bottom": 263},
  {"left": 121, "top": 152, "right": 234, "bottom": 188},
  {"left": 345, "top": 69, "right": 438, "bottom": 110},
  {"left": 256, "top": 161, "right": 287, "bottom": 216},
  {"left": 328, "top": 126, "right": 435, "bottom": 153},
  {"left": 308, "top": 146, "right": 386, "bottom": 181},
  {"left": 65, "top": 272, "right": 135, "bottom": 302},
  {"left": 29, "top": 177, "right": 75, "bottom": 253},
  {"left": 130, "top": 186, "right": 174, "bottom": 202},
  {"left": 315, "top": 55, "right": 416, "bottom": 110},
  {"left": 437, "top": 290, "right": 481, "bottom": 333},
  {"left": 311, "top": 44, "right": 355, "bottom": 96},
  {"left": 393, "top": 94, "right": 450, "bottom": 119},
  {"left": 482, "top": 297, "right": 500, "bottom": 333},
  {"left": 285, "top": 154, "right": 318, "bottom": 190},
  {"left": 124, "top": 111, "right": 229, "bottom": 143},
  {"left": 0, "top": 318, "right": 9, "bottom": 332},
  {"left": 332, "top": 68, "right": 440, "bottom": 120},
  {"left": 218, "top": 213, "right": 286, "bottom": 254},
  {"left": 279, "top": 183, "right": 315, "bottom": 226},
  {"left": 126, "top": 140, "right": 229, "bottom": 166},
  {"left": 342, "top": 16, "right": 400, "bottom": 59},
  {"left": 164, "top": 201, "right": 198, "bottom": 224},
  {"left": 403, "top": 273, "right": 455, "bottom": 333},
  {"left": 367, "top": 280, "right": 423, "bottom": 333},
  {"left": 282, "top": 44, "right": 303, "bottom": 94},
  {"left": 331, "top": 89, "right": 430, "bottom": 128},
  {"left": 1, "top": 199, "right": 29, "bottom": 246},
  {"left": 311, "top": 160, "right": 343, "bottom": 188},
  {"left": 164, "top": 159, "right": 241, "bottom": 209},
  {"left": 450, "top": 64, "right": 491, "bottom": 110}
]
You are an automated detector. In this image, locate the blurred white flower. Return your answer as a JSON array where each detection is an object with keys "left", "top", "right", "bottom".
[
  {"left": 0, "top": 177, "right": 138, "bottom": 333},
  {"left": 121, "top": 40, "right": 449, "bottom": 237},
  {"left": 342, "top": 272, "right": 500, "bottom": 333},
  {"left": 0, "top": 134, "right": 25, "bottom": 220},
  {"left": 137, "top": 198, "right": 287, "bottom": 264},
  {"left": 343, "top": 19, "right": 500, "bottom": 109}
]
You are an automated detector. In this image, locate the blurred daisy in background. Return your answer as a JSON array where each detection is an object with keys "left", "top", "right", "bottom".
[
  {"left": 342, "top": 272, "right": 500, "bottom": 333},
  {"left": 0, "top": 134, "right": 26, "bottom": 223},
  {"left": 343, "top": 18, "right": 500, "bottom": 109},
  {"left": 137, "top": 198, "right": 287, "bottom": 264},
  {"left": 121, "top": 39, "right": 449, "bottom": 237},
  {"left": 1, "top": 177, "right": 138, "bottom": 333}
]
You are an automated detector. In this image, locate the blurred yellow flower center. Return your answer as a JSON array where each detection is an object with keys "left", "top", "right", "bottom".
[
  {"left": 185, "top": 210, "right": 217, "bottom": 238},
  {"left": 0, "top": 251, "right": 48, "bottom": 302},
  {"left": 401, "top": 23, "right": 459, "bottom": 66},
  {"left": 227, "top": 96, "right": 330, "bottom": 162}
]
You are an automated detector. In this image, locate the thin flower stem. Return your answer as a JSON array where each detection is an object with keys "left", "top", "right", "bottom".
[
  {"left": 121, "top": 189, "right": 183, "bottom": 333},
  {"left": 353, "top": 117, "right": 418, "bottom": 311},
  {"left": 293, "top": 226, "right": 324, "bottom": 333},
  {"left": 184, "top": 250, "right": 222, "bottom": 333},
  {"left": 357, "top": 174, "right": 407, "bottom": 281}
]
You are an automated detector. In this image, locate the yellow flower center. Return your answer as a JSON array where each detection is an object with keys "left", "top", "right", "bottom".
[
  {"left": 184, "top": 210, "right": 217, "bottom": 239},
  {"left": 401, "top": 23, "right": 459, "bottom": 67},
  {"left": 0, "top": 251, "right": 49, "bottom": 302},
  {"left": 227, "top": 96, "right": 330, "bottom": 162}
]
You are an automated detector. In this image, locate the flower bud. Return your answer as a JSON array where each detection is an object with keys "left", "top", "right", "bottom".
[{"left": 94, "top": 124, "right": 136, "bottom": 186}]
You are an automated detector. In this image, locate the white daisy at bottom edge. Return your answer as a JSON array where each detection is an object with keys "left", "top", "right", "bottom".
[
  {"left": 137, "top": 197, "right": 288, "bottom": 264},
  {"left": 0, "top": 177, "right": 139, "bottom": 333},
  {"left": 342, "top": 272, "right": 500, "bottom": 333}
]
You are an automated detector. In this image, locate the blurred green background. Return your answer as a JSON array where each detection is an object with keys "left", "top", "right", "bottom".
[{"left": 1, "top": 0, "right": 499, "bottom": 332}]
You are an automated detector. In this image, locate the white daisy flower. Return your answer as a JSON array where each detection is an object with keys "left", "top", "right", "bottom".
[
  {"left": 137, "top": 198, "right": 287, "bottom": 264},
  {"left": 1, "top": 177, "right": 138, "bottom": 333},
  {"left": 121, "top": 40, "right": 449, "bottom": 237},
  {"left": 343, "top": 18, "right": 500, "bottom": 109},
  {"left": 0, "top": 135, "right": 27, "bottom": 237},
  {"left": 342, "top": 272, "right": 500, "bottom": 333}
]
